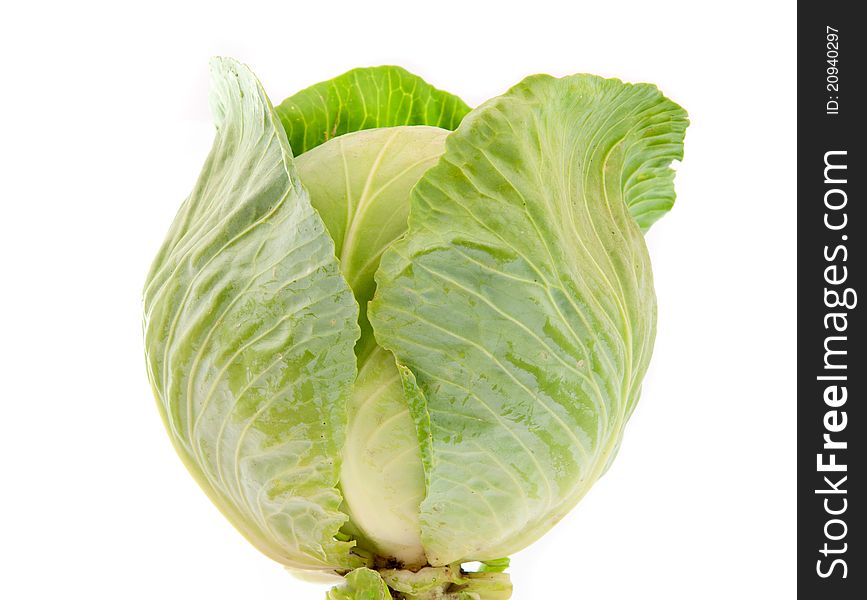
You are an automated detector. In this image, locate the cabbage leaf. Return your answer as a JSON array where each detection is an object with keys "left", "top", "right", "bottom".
[
  {"left": 369, "top": 74, "right": 688, "bottom": 564},
  {"left": 276, "top": 66, "right": 470, "bottom": 155},
  {"left": 143, "top": 57, "right": 362, "bottom": 570},
  {"left": 296, "top": 125, "right": 448, "bottom": 361}
]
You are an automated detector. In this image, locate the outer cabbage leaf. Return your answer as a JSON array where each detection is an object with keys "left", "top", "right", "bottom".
[
  {"left": 369, "top": 74, "right": 688, "bottom": 564},
  {"left": 275, "top": 66, "right": 470, "bottom": 155},
  {"left": 142, "top": 58, "right": 363, "bottom": 570}
]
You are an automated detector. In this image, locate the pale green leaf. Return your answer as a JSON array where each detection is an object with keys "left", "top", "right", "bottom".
[
  {"left": 296, "top": 126, "right": 450, "bottom": 565},
  {"left": 296, "top": 126, "right": 448, "bottom": 361},
  {"left": 339, "top": 347, "right": 427, "bottom": 567},
  {"left": 142, "top": 57, "right": 362, "bottom": 570},
  {"left": 369, "top": 74, "right": 687, "bottom": 564}
]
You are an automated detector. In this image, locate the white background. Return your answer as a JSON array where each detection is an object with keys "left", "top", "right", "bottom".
[{"left": 0, "top": 1, "right": 796, "bottom": 598}]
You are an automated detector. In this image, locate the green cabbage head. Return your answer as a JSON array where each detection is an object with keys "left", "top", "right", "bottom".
[{"left": 142, "top": 57, "right": 688, "bottom": 599}]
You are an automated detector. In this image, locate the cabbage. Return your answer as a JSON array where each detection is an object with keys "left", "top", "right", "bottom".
[{"left": 142, "top": 57, "right": 688, "bottom": 599}]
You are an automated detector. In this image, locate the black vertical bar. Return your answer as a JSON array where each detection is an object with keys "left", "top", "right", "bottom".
[{"left": 798, "top": 2, "right": 863, "bottom": 597}]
